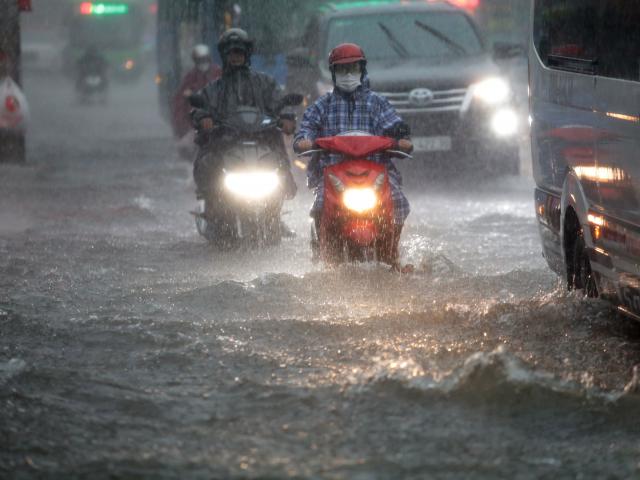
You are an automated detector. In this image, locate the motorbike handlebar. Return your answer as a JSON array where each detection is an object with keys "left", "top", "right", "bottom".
[
  {"left": 297, "top": 136, "right": 413, "bottom": 160},
  {"left": 297, "top": 148, "right": 412, "bottom": 159},
  {"left": 386, "top": 150, "right": 412, "bottom": 159}
]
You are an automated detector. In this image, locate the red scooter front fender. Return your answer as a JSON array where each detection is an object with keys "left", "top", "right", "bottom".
[
  {"left": 314, "top": 135, "right": 399, "bottom": 263},
  {"left": 343, "top": 219, "right": 378, "bottom": 247}
]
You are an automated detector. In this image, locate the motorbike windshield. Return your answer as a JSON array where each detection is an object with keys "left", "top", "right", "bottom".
[
  {"left": 336, "top": 130, "right": 372, "bottom": 137},
  {"left": 223, "top": 106, "right": 275, "bottom": 133}
]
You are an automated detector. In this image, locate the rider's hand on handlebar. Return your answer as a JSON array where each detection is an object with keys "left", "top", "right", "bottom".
[
  {"left": 297, "top": 139, "right": 315, "bottom": 152},
  {"left": 200, "top": 118, "right": 214, "bottom": 131},
  {"left": 398, "top": 139, "right": 413, "bottom": 153}
]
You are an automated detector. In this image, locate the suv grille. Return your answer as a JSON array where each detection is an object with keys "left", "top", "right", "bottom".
[{"left": 380, "top": 88, "right": 467, "bottom": 114}]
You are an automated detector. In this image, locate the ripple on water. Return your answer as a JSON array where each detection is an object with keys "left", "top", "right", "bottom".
[{"left": 0, "top": 358, "right": 27, "bottom": 386}]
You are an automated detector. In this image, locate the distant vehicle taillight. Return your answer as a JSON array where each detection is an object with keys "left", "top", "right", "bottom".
[
  {"left": 5, "top": 95, "right": 19, "bottom": 113},
  {"left": 448, "top": 0, "right": 480, "bottom": 10}
]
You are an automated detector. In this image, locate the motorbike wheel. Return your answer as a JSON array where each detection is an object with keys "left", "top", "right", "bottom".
[
  {"left": 238, "top": 215, "right": 258, "bottom": 247},
  {"left": 263, "top": 211, "right": 282, "bottom": 246},
  {"left": 237, "top": 214, "right": 277, "bottom": 248},
  {"left": 197, "top": 209, "right": 239, "bottom": 250},
  {"left": 310, "top": 220, "right": 320, "bottom": 263},
  {"left": 352, "top": 245, "right": 363, "bottom": 263},
  {"left": 346, "top": 243, "right": 371, "bottom": 263},
  {"left": 375, "top": 229, "right": 397, "bottom": 266},
  {"left": 321, "top": 236, "right": 345, "bottom": 265},
  {"left": 215, "top": 220, "right": 239, "bottom": 250}
]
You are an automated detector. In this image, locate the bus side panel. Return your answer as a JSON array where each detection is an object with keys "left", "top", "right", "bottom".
[
  {"left": 531, "top": 0, "right": 640, "bottom": 318},
  {"left": 529, "top": 58, "right": 599, "bottom": 198},
  {"left": 592, "top": 77, "right": 640, "bottom": 314},
  {"left": 593, "top": 79, "right": 640, "bottom": 233},
  {"left": 529, "top": 50, "right": 600, "bottom": 272}
]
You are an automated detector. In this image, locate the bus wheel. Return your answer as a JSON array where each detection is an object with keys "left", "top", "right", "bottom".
[{"left": 570, "top": 229, "right": 598, "bottom": 297}]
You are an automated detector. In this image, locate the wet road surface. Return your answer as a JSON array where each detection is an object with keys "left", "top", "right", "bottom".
[{"left": 2, "top": 73, "right": 640, "bottom": 479}]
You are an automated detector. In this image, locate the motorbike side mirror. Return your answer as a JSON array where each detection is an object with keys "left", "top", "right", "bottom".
[
  {"left": 492, "top": 42, "right": 526, "bottom": 60},
  {"left": 383, "top": 122, "right": 411, "bottom": 139},
  {"left": 286, "top": 48, "right": 313, "bottom": 68},
  {"left": 189, "top": 92, "right": 207, "bottom": 109},
  {"left": 281, "top": 93, "right": 304, "bottom": 107}
]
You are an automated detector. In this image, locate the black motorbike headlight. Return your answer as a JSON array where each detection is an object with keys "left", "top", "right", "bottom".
[{"left": 223, "top": 170, "right": 280, "bottom": 200}]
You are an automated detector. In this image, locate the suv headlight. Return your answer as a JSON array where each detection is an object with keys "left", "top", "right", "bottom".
[
  {"left": 224, "top": 170, "right": 279, "bottom": 200},
  {"left": 491, "top": 108, "right": 519, "bottom": 137},
  {"left": 472, "top": 77, "right": 510, "bottom": 105}
]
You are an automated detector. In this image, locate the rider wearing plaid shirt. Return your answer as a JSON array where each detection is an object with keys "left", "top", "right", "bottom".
[{"left": 293, "top": 44, "right": 412, "bottom": 226}]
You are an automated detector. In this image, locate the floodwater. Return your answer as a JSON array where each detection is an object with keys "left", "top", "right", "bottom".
[{"left": 2, "top": 71, "right": 640, "bottom": 480}]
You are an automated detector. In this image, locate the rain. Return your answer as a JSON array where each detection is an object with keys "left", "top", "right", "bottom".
[{"left": 2, "top": 1, "right": 640, "bottom": 478}]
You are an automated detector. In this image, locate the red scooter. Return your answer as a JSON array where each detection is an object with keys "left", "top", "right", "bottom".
[{"left": 303, "top": 132, "right": 411, "bottom": 266}]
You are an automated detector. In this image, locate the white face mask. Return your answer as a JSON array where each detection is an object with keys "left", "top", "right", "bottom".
[
  {"left": 335, "top": 73, "right": 361, "bottom": 93},
  {"left": 197, "top": 62, "right": 211, "bottom": 73}
]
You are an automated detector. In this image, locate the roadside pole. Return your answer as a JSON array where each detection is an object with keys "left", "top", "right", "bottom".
[{"left": 0, "top": 0, "right": 25, "bottom": 163}]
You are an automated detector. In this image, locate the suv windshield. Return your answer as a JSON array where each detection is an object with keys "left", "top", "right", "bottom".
[{"left": 327, "top": 11, "right": 483, "bottom": 61}]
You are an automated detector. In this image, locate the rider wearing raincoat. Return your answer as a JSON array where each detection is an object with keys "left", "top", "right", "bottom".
[
  {"left": 193, "top": 29, "right": 297, "bottom": 207},
  {"left": 293, "top": 43, "right": 413, "bottom": 266},
  {"left": 171, "top": 44, "right": 222, "bottom": 141}
]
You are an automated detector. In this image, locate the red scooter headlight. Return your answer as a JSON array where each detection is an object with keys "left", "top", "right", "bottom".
[{"left": 342, "top": 187, "right": 378, "bottom": 213}]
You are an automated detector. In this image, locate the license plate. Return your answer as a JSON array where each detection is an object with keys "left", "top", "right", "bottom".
[{"left": 413, "top": 136, "right": 452, "bottom": 152}]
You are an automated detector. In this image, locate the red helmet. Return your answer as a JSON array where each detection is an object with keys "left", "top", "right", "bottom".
[{"left": 328, "top": 43, "right": 367, "bottom": 68}]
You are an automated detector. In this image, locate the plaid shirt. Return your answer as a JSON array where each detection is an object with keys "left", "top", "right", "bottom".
[{"left": 294, "top": 83, "right": 410, "bottom": 223}]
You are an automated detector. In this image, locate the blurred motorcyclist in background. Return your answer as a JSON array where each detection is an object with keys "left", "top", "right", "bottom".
[
  {"left": 293, "top": 43, "right": 413, "bottom": 269},
  {"left": 76, "top": 45, "right": 108, "bottom": 93},
  {"left": 171, "top": 44, "right": 222, "bottom": 158},
  {"left": 192, "top": 28, "right": 297, "bottom": 234}
]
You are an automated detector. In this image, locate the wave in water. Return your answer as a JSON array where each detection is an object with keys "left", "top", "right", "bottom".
[{"left": 350, "top": 346, "right": 640, "bottom": 411}]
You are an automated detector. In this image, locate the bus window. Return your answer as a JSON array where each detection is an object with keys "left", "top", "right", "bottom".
[
  {"left": 597, "top": 1, "right": 640, "bottom": 82},
  {"left": 533, "top": 0, "right": 598, "bottom": 70}
]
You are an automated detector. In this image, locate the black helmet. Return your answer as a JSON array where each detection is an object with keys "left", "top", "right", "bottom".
[{"left": 217, "top": 28, "right": 254, "bottom": 60}]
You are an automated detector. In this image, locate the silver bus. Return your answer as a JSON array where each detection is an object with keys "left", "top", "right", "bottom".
[{"left": 530, "top": 0, "right": 640, "bottom": 318}]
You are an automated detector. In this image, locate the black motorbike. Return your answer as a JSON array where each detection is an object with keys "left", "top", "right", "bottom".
[
  {"left": 76, "top": 71, "right": 108, "bottom": 104},
  {"left": 191, "top": 93, "right": 302, "bottom": 248},
  {"left": 75, "top": 49, "right": 109, "bottom": 104}
]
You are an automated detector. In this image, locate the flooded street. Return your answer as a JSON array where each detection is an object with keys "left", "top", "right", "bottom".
[{"left": 2, "top": 73, "right": 640, "bottom": 479}]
